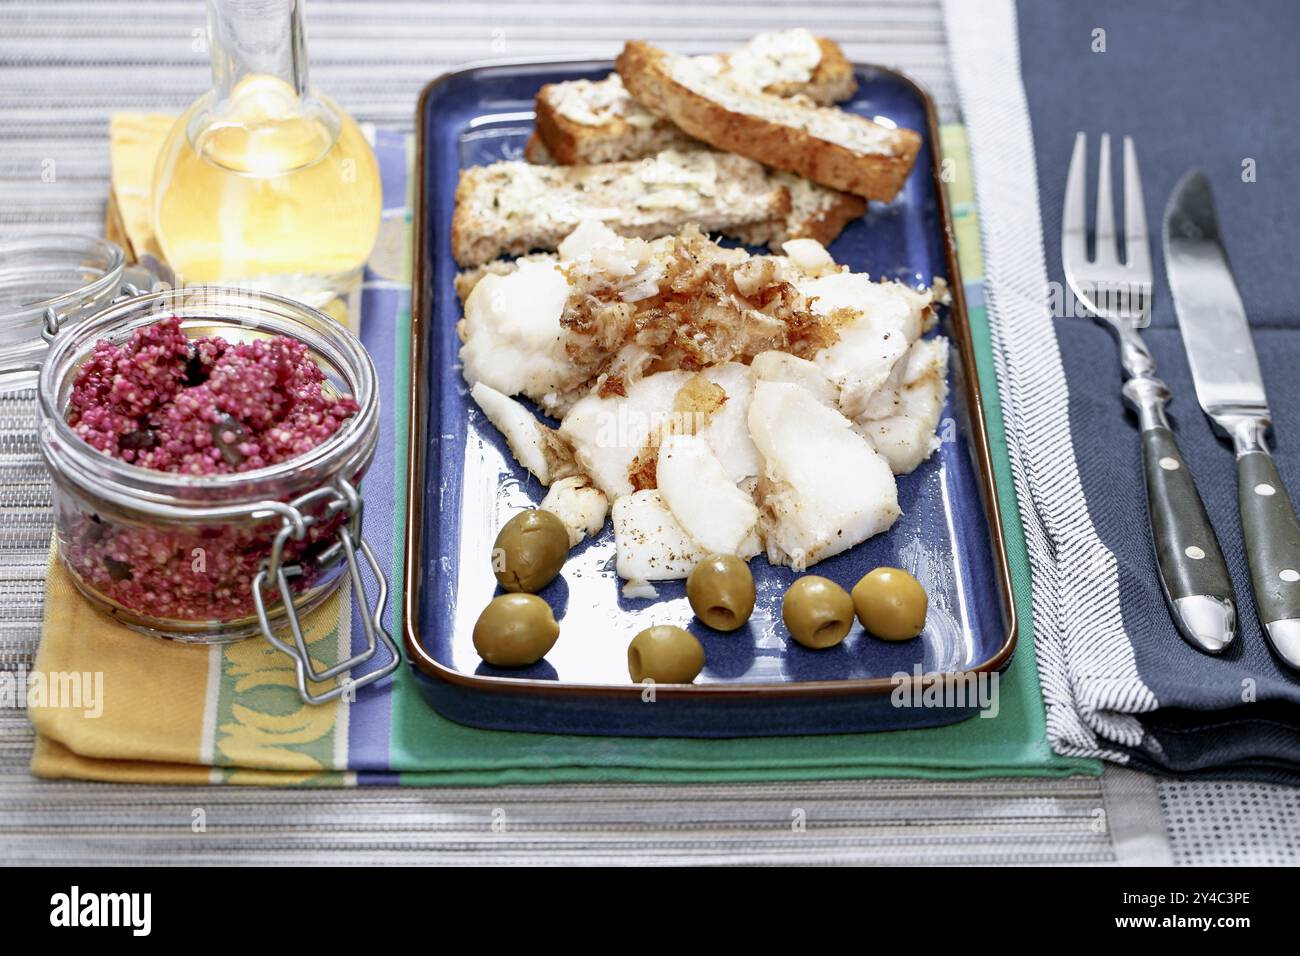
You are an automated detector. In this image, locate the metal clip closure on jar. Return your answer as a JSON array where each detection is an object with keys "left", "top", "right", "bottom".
[
  {"left": 33, "top": 284, "right": 398, "bottom": 705},
  {"left": 253, "top": 477, "right": 396, "bottom": 704}
]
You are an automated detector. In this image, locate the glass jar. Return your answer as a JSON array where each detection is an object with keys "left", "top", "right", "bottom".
[{"left": 34, "top": 284, "right": 397, "bottom": 703}]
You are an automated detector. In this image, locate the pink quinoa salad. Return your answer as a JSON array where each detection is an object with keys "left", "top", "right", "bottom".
[
  {"left": 58, "top": 316, "right": 361, "bottom": 624},
  {"left": 68, "top": 315, "right": 358, "bottom": 475}
]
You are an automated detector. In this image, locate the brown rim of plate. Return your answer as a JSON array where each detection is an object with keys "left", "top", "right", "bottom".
[{"left": 402, "top": 58, "right": 1017, "bottom": 701}]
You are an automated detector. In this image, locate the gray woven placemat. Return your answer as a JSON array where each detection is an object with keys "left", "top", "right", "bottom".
[{"left": 0, "top": 0, "right": 1287, "bottom": 865}]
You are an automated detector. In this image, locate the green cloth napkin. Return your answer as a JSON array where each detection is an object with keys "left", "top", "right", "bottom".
[{"left": 386, "top": 125, "right": 1100, "bottom": 785}]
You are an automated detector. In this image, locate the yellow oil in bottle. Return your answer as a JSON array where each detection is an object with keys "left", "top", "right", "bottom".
[{"left": 151, "top": 74, "right": 381, "bottom": 309}]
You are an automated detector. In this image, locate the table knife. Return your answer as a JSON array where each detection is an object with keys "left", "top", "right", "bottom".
[{"left": 1164, "top": 169, "right": 1300, "bottom": 668}]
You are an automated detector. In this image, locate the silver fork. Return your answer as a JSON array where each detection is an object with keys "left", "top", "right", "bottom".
[{"left": 1063, "top": 132, "right": 1237, "bottom": 654}]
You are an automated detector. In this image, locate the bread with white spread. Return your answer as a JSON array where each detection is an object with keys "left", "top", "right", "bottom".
[
  {"left": 534, "top": 30, "right": 853, "bottom": 167},
  {"left": 450, "top": 150, "right": 790, "bottom": 266},
  {"left": 615, "top": 40, "right": 920, "bottom": 201},
  {"left": 523, "top": 133, "right": 554, "bottom": 165},
  {"left": 731, "top": 171, "right": 867, "bottom": 249},
  {"left": 534, "top": 75, "right": 699, "bottom": 165}
]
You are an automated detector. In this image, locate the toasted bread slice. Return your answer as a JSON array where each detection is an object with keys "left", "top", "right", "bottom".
[
  {"left": 525, "top": 128, "right": 861, "bottom": 250},
  {"left": 616, "top": 40, "right": 920, "bottom": 201},
  {"left": 523, "top": 133, "right": 554, "bottom": 165},
  {"left": 534, "top": 75, "right": 698, "bottom": 165},
  {"left": 753, "top": 34, "right": 856, "bottom": 104},
  {"left": 451, "top": 150, "right": 791, "bottom": 267},
  {"left": 732, "top": 172, "right": 868, "bottom": 249},
  {"left": 534, "top": 31, "right": 853, "bottom": 167},
  {"left": 469, "top": 163, "right": 860, "bottom": 257},
  {"left": 518, "top": 134, "right": 861, "bottom": 251}
]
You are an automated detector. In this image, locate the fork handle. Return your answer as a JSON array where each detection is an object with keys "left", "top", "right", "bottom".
[{"left": 1124, "top": 378, "right": 1237, "bottom": 654}]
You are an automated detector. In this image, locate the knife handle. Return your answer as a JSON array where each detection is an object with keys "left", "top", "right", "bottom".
[
  {"left": 1140, "top": 426, "right": 1236, "bottom": 650},
  {"left": 1236, "top": 448, "right": 1300, "bottom": 668},
  {"left": 1125, "top": 378, "right": 1236, "bottom": 653}
]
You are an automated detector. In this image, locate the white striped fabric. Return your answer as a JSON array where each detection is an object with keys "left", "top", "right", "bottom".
[{"left": 942, "top": 0, "right": 1157, "bottom": 760}]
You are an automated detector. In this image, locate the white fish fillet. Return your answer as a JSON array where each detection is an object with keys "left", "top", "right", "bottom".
[
  {"left": 558, "top": 370, "right": 693, "bottom": 500},
  {"left": 457, "top": 222, "right": 950, "bottom": 585},
  {"left": 801, "top": 272, "right": 933, "bottom": 419},
  {"left": 459, "top": 259, "right": 574, "bottom": 413},
  {"left": 748, "top": 380, "right": 900, "bottom": 567},
  {"left": 781, "top": 238, "right": 839, "bottom": 277},
  {"left": 697, "top": 362, "right": 762, "bottom": 484},
  {"left": 539, "top": 476, "right": 609, "bottom": 547},
  {"left": 656, "top": 435, "right": 760, "bottom": 557},
  {"left": 749, "top": 350, "right": 838, "bottom": 408},
  {"left": 470, "top": 382, "right": 558, "bottom": 484},
  {"left": 612, "top": 490, "right": 704, "bottom": 581},
  {"left": 855, "top": 337, "right": 950, "bottom": 475},
  {"left": 557, "top": 219, "right": 650, "bottom": 278}
]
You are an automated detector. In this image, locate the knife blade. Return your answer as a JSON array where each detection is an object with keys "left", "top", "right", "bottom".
[
  {"left": 1164, "top": 171, "right": 1269, "bottom": 423},
  {"left": 1164, "top": 169, "right": 1300, "bottom": 668}
]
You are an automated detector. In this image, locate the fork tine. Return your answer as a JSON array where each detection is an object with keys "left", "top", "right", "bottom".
[
  {"left": 1062, "top": 131, "right": 1089, "bottom": 269},
  {"left": 1094, "top": 133, "right": 1118, "bottom": 265},
  {"left": 1122, "top": 135, "right": 1152, "bottom": 279}
]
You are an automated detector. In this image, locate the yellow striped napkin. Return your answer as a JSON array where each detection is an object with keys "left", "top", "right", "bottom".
[{"left": 29, "top": 113, "right": 358, "bottom": 783}]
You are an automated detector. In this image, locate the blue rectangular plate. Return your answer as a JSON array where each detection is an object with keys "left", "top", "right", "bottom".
[{"left": 404, "top": 59, "right": 1015, "bottom": 736}]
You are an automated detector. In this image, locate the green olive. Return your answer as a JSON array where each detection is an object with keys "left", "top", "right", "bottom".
[
  {"left": 852, "top": 567, "right": 927, "bottom": 641},
  {"left": 492, "top": 508, "right": 569, "bottom": 593},
  {"left": 472, "top": 593, "right": 560, "bottom": 666},
  {"left": 782, "top": 575, "right": 855, "bottom": 649},
  {"left": 628, "top": 625, "right": 706, "bottom": 684},
  {"left": 686, "top": 554, "right": 756, "bottom": 632}
]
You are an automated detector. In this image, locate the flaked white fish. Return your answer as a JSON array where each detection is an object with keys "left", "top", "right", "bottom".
[
  {"left": 539, "top": 475, "right": 609, "bottom": 547},
  {"left": 855, "top": 337, "right": 950, "bottom": 475},
  {"left": 656, "top": 434, "right": 760, "bottom": 557},
  {"left": 748, "top": 380, "right": 900, "bottom": 567},
  {"left": 802, "top": 272, "right": 933, "bottom": 419},
  {"left": 558, "top": 370, "right": 694, "bottom": 500},
  {"left": 459, "top": 259, "right": 573, "bottom": 414},
  {"left": 470, "top": 382, "right": 567, "bottom": 484},
  {"left": 612, "top": 489, "right": 704, "bottom": 581},
  {"left": 749, "top": 350, "right": 839, "bottom": 408}
]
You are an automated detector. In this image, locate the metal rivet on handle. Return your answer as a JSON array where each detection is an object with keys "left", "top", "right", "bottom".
[
  {"left": 1281, "top": 569, "right": 1300, "bottom": 583},
  {"left": 1185, "top": 546, "right": 1206, "bottom": 560},
  {"left": 1255, "top": 483, "right": 1277, "bottom": 497},
  {"left": 1159, "top": 457, "right": 1180, "bottom": 471}
]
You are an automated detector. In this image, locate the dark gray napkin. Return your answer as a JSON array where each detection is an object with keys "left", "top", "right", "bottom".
[{"left": 1018, "top": 0, "right": 1300, "bottom": 780}]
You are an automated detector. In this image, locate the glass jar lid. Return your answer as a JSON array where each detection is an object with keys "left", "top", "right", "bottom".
[{"left": 0, "top": 235, "right": 125, "bottom": 360}]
